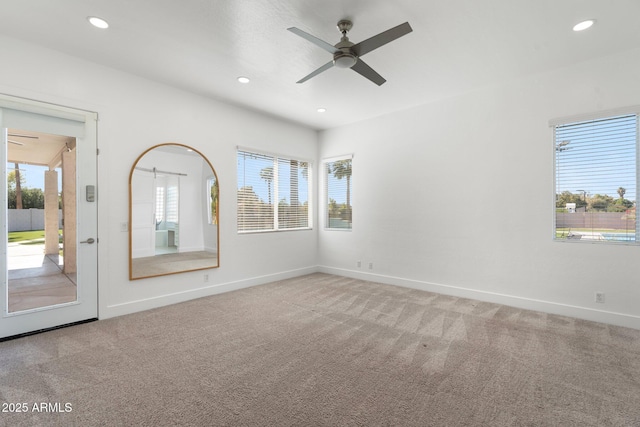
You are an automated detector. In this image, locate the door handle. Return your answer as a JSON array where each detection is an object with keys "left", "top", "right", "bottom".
[{"left": 80, "top": 238, "right": 96, "bottom": 244}]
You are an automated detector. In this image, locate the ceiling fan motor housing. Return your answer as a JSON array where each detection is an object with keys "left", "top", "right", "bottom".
[{"left": 333, "top": 35, "right": 357, "bottom": 68}]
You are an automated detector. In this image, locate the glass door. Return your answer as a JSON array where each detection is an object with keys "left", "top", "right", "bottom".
[{"left": 0, "top": 96, "right": 97, "bottom": 339}]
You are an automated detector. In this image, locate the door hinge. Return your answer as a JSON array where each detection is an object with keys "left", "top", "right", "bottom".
[{"left": 96, "top": 148, "right": 100, "bottom": 155}]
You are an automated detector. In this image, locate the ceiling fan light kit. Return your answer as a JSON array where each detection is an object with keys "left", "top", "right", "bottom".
[
  {"left": 288, "top": 19, "right": 412, "bottom": 86},
  {"left": 333, "top": 52, "right": 357, "bottom": 69}
]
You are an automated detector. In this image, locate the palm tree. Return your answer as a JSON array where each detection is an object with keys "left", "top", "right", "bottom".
[
  {"left": 260, "top": 166, "right": 274, "bottom": 205},
  {"left": 287, "top": 160, "right": 309, "bottom": 208},
  {"left": 209, "top": 177, "right": 218, "bottom": 224},
  {"left": 617, "top": 187, "right": 626, "bottom": 199},
  {"left": 14, "top": 163, "right": 23, "bottom": 209},
  {"left": 331, "top": 159, "right": 352, "bottom": 220}
]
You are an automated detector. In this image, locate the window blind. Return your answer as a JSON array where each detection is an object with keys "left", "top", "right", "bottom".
[
  {"left": 555, "top": 113, "right": 637, "bottom": 242},
  {"left": 237, "top": 149, "right": 311, "bottom": 232},
  {"left": 237, "top": 151, "right": 274, "bottom": 232},
  {"left": 277, "top": 158, "right": 309, "bottom": 229}
]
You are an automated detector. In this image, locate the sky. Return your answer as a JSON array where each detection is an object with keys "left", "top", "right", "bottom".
[
  {"left": 555, "top": 114, "right": 636, "bottom": 202},
  {"left": 236, "top": 155, "right": 351, "bottom": 207},
  {"left": 6, "top": 163, "right": 62, "bottom": 190},
  {"left": 237, "top": 153, "right": 311, "bottom": 206}
]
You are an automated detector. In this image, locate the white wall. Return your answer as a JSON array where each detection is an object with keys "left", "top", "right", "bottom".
[
  {"left": 0, "top": 35, "right": 318, "bottom": 318},
  {"left": 3, "top": 32, "right": 640, "bottom": 329},
  {"left": 319, "top": 47, "right": 640, "bottom": 329}
]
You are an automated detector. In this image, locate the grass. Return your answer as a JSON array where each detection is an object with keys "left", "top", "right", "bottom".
[{"left": 8, "top": 229, "right": 62, "bottom": 244}]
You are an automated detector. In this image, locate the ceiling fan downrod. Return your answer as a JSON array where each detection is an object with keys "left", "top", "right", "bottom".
[{"left": 333, "top": 20, "right": 357, "bottom": 69}]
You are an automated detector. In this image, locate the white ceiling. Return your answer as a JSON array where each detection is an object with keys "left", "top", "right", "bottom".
[
  {"left": 1, "top": 1, "right": 639, "bottom": 130},
  {"left": 7, "top": 129, "right": 74, "bottom": 168}
]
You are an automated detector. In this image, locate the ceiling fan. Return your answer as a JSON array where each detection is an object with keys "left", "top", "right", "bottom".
[
  {"left": 7, "top": 132, "right": 39, "bottom": 146},
  {"left": 287, "top": 19, "right": 412, "bottom": 86}
]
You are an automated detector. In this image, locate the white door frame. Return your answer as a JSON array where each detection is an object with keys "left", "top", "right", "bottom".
[{"left": 0, "top": 94, "right": 98, "bottom": 339}]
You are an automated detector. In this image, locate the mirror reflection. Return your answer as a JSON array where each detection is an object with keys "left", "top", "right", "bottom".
[{"left": 129, "top": 143, "right": 219, "bottom": 280}]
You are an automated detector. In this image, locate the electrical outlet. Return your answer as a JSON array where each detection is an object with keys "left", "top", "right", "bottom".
[
  {"left": 368, "top": 262, "right": 373, "bottom": 270},
  {"left": 120, "top": 222, "right": 128, "bottom": 232},
  {"left": 357, "top": 260, "right": 362, "bottom": 268},
  {"left": 595, "top": 292, "right": 605, "bottom": 303},
  {"left": 204, "top": 274, "right": 209, "bottom": 283}
]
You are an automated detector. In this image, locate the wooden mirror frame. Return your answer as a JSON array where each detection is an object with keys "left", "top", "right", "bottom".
[{"left": 129, "top": 143, "right": 219, "bottom": 280}]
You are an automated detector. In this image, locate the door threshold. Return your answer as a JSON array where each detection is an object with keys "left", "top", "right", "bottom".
[{"left": 0, "top": 318, "right": 98, "bottom": 342}]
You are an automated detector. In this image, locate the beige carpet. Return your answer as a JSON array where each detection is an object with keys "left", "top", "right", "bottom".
[{"left": 1, "top": 273, "right": 639, "bottom": 426}]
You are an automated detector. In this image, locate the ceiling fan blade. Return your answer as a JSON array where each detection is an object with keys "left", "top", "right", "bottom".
[
  {"left": 8, "top": 139, "right": 25, "bottom": 146},
  {"left": 351, "top": 59, "right": 386, "bottom": 86},
  {"left": 287, "top": 27, "right": 339, "bottom": 54},
  {"left": 352, "top": 22, "right": 413, "bottom": 57},
  {"left": 296, "top": 61, "right": 335, "bottom": 84}
]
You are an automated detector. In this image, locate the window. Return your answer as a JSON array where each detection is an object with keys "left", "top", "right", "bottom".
[
  {"left": 324, "top": 156, "right": 352, "bottom": 230},
  {"left": 166, "top": 184, "right": 179, "bottom": 223},
  {"left": 155, "top": 186, "right": 164, "bottom": 224},
  {"left": 207, "top": 176, "right": 218, "bottom": 225},
  {"left": 554, "top": 112, "right": 638, "bottom": 243},
  {"left": 237, "top": 149, "right": 311, "bottom": 232}
]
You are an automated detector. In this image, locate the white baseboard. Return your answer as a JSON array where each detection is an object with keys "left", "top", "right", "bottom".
[
  {"left": 101, "top": 266, "right": 317, "bottom": 319},
  {"left": 102, "top": 264, "right": 640, "bottom": 330},
  {"left": 318, "top": 266, "right": 640, "bottom": 330}
]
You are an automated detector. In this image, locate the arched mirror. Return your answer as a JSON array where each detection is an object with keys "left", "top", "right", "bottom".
[{"left": 129, "top": 143, "right": 219, "bottom": 280}]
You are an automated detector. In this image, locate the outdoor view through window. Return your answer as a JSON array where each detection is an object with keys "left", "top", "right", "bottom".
[
  {"left": 555, "top": 113, "right": 638, "bottom": 243},
  {"left": 325, "top": 157, "right": 352, "bottom": 230},
  {"left": 237, "top": 150, "right": 310, "bottom": 232}
]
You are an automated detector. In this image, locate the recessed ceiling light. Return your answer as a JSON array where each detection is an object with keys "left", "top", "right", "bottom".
[
  {"left": 573, "top": 19, "right": 595, "bottom": 32},
  {"left": 237, "top": 76, "right": 250, "bottom": 84},
  {"left": 317, "top": 108, "right": 327, "bottom": 113},
  {"left": 88, "top": 16, "right": 109, "bottom": 29}
]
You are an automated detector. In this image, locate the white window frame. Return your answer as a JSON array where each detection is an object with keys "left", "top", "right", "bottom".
[
  {"left": 551, "top": 107, "right": 640, "bottom": 244},
  {"left": 323, "top": 154, "right": 353, "bottom": 231},
  {"left": 237, "top": 147, "right": 312, "bottom": 233}
]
